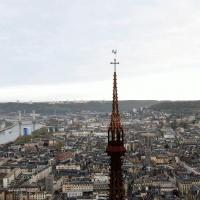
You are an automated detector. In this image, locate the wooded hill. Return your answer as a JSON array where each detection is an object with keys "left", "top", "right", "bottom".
[
  {"left": 150, "top": 101, "right": 200, "bottom": 114},
  {"left": 0, "top": 100, "right": 157, "bottom": 115}
]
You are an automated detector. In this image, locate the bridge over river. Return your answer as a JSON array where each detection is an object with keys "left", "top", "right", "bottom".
[{"left": 0, "top": 121, "right": 44, "bottom": 144}]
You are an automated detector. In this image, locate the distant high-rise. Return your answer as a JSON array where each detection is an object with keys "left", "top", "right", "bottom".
[{"left": 106, "top": 51, "right": 126, "bottom": 200}]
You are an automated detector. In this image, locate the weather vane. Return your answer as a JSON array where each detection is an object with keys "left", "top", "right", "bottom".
[
  {"left": 112, "top": 49, "right": 117, "bottom": 55},
  {"left": 111, "top": 49, "right": 119, "bottom": 72}
]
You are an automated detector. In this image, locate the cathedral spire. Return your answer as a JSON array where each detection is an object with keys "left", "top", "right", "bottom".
[
  {"left": 110, "top": 50, "right": 121, "bottom": 129},
  {"left": 106, "top": 50, "right": 126, "bottom": 200}
]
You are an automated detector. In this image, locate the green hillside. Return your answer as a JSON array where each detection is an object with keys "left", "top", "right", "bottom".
[
  {"left": 0, "top": 100, "right": 157, "bottom": 115},
  {"left": 150, "top": 101, "right": 200, "bottom": 114}
]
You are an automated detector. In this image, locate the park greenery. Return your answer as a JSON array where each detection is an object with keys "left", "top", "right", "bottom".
[
  {"left": 14, "top": 127, "right": 50, "bottom": 145},
  {"left": 14, "top": 127, "right": 64, "bottom": 150}
]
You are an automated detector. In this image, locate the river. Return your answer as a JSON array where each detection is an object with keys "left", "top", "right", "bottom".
[{"left": 0, "top": 122, "right": 44, "bottom": 144}]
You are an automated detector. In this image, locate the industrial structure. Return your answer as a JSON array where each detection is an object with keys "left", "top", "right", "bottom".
[
  {"left": 17, "top": 110, "right": 37, "bottom": 137},
  {"left": 32, "top": 110, "right": 36, "bottom": 131},
  {"left": 106, "top": 51, "right": 126, "bottom": 200},
  {"left": 18, "top": 111, "right": 22, "bottom": 137}
]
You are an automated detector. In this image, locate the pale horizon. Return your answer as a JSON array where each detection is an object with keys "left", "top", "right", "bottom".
[{"left": 1, "top": 0, "right": 200, "bottom": 101}]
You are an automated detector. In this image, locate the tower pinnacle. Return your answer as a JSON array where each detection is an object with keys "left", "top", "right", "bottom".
[
  {"left": 106, "top": 50, "right": 126, "bottom": 200},
  {"left": 111, "top": 49, "right": 119, "bottom": 73}
]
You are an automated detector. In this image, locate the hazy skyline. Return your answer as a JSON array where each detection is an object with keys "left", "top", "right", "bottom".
[{"left": 1, "top": 0, "right": 200, "bottom": 101}]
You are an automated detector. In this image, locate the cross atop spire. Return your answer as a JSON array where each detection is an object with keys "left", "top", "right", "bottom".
[
  {"left": 111, "top": 49, "right": 119, "bottom": 73},
  {"left": 110, "top": 50, "right": 121, "bottom": 129},
  {"left": 107, "top": 50, "right": 126, "bottom": 200}
]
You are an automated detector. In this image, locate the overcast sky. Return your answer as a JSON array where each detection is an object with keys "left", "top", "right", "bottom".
[{"left": 0, "top": 0, "right": 200, "bottom": 101}]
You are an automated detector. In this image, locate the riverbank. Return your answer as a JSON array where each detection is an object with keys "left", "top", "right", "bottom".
[
  {"left": 14, "top": 127, "right": 48, "bottom": 145},
  {"left": 0, "top": 123, "right": 16, "bottom": 133},
  {"left": 0, "top": 122, "right": 44, "bottom": 145}
]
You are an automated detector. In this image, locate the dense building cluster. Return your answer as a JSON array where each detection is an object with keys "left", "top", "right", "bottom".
[{"left": 0, "top": 108, "right": 200, "bottom": 199}]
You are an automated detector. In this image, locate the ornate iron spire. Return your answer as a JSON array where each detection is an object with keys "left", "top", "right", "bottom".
[
  {"left": 110, "top": 50, "right": 121, "bottom": 130},
  {"left": 106, "top": 50, "right": 126, "bottom": 200}
]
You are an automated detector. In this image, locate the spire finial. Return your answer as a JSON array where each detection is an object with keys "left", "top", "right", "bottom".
[
  {"left": 111, "top": 49, "right": 119, "bottom": 72},
  {"left": 107, "top": 49, "right": 126, "bottom": 200}
]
